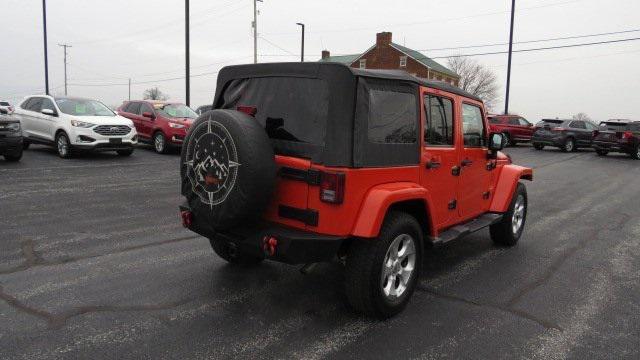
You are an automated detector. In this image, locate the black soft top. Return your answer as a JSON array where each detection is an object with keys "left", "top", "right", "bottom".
[{"left": 212, "top": 63, "right": 481, "bottom": 167}]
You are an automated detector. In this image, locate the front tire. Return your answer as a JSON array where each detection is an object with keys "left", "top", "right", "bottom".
[
  {"left": 490, "top": 183, "right": 527, "bottom": 246},
  {"left": 596, "top": 149, "right": 608, "bottom": 156},
  {"left": 209, "top": 238, "right": 263, "bottom": 265},
  {"left": 533, "top": 143, "right": 544, "bottom": 150},
  {"left": 345, "top": 212, "right": 422, "bottom": 319},
  {"left": 502, "top": 133, "right": 512, "bottom": 147},
  {"left": 4, "top": 151, "right": 22, "bottom": 162},
  {"left": 562, "top": 137, "right": 575, "bottom": 153},
  {"left": 153, "top": 132, "right": 170, "bottom": 154},
  {"left": 55, "top": 132, "right": 72, "bottom": 158}
]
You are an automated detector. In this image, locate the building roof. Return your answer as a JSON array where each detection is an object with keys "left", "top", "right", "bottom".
[
  {"left": 390, "top": 43, "right": 458, "bottom": 78},
  {"left": 319, "top": 44, "right": 458, "bottom": 78}
]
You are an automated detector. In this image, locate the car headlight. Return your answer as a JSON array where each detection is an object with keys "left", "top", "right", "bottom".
[
  {"left": 7, "top": 122, "right": 21, "bottom": 131},
  {"left": 71, "top": 119, "right": 95, "bottom": 128},
  {"left": 168, "top": 122, "right": 185, "bottom": 129}
]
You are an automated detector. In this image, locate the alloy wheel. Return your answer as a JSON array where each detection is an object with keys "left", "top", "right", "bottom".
[
  {"left": 565, "top": 139, "right": 574, "bottom": 152},
  {"left": 380, "top": 234, "right": 416, "bottom": 301},
  {"left": 154, "top": 133, "right": 164, "bottom": 153},
  {"left": 512, "top": 194, "right": 525, "bottom": 235},
  {"left": 57, "top": 134, "right": 69, "bottom": 157}
]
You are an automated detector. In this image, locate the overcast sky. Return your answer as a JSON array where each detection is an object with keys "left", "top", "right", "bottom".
[{"left": 2, "top": 0, "right": 639, "bottom": 122}]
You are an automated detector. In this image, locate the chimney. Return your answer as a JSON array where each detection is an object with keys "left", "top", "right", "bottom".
[
  {"left": 376, "top": 32, "right": 392, "bottom": 47},
  {"left": 321, "top": 50, "right": 330, "bottom": 60}
]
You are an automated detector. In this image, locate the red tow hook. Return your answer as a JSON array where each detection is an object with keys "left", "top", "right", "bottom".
[
  {"left": 262, "top": 236, "right": 278, "bottom": 257},
  {"left": 180, "top": 210, "right": 193, "bottom": 228}
]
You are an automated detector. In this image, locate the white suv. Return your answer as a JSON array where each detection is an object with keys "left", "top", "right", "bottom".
[{"left": 13, "top": 95, "right": 138, "bottom": 158}]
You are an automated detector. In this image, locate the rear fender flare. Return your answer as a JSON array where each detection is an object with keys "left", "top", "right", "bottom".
[
  {"left": 490, "top": 165, "right": 533, "bottom": 213},
  {"left": 351, "top": 182, "right": 433, "bottom": 238}
]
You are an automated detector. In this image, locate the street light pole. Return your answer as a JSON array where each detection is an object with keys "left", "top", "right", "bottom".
[
  {"left": 42, "top": 0, "right": 49, "bottom": 95},
  {"left": 296, "top": 23, "right": 305, "bottom": 62},
  {"left": 253, "top": 0, "right": 263, "bottom": 64},
  {"left": 504, "top": 0, "right": 516, "bottom": 115},
  {"left": 185, "top": 0, "right": 190, "bottom": 106},
  {"left": 58, "top": 44, "right": 72, "bottom": 96}
]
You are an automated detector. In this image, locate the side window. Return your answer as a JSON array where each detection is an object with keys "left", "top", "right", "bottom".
[
  {"left": 462, "top": 103, "right": 486, "bottom": 147},
  {"left": 126, "top": 102, "right": 141, "bottom": 115},
  {"left": 41, "top": 98, "right": 56, "bottom": 112},
  {"left": 585, "top": 122, "right": 597, "bottom": 130},
  {"left": 508, "top": 118, "right": 519, "bottom": 125},
  {"left": 570, "top": 121, "right": 586, "bottom": 129},
  {"left": 139, "top": 103, "right": 153, "bottom": 115},
  {"left": 488, "top": 117, "right": 499, "bottom": 124},
  {"left": 368, "top": 90, "right": 417, "bottom": 144},
  {"left": 518, "top": 117, "right": 531, "bottom": 126},
  {"left": 399, "top": 56, "right": 407, "bottom": 67},
  {"left": 21, "top": 98, "right": 34, "bottom": 110},
  {"left": 27, "top": 97, "right": 43, "bottom": 112},
  {"left": 424, "top": 95, "right": 454, "bottom": 146}
]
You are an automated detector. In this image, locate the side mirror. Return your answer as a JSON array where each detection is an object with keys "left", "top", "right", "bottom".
[
  {"left": 142, "top": 111, "right": 154, "bottom": 119},
  {"left": 41, "top": 108, "right": 57, "bottom": 116},
  {"left": 489, "top": 133, "right": 505, "bottom": 151}
]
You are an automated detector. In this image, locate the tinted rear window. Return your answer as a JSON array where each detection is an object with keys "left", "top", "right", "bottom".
[
  {"left": 221, "top": 77, "right": 329, "bottom": 145},
  {"left": 0, "top": 102, "right": 9, "bottom": 106},
  {"left": 600, "top": 122, "right": 628, "bottom": 130}
]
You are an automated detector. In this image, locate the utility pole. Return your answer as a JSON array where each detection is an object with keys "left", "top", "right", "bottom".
[
  {"left": 253, "top": 0, "right": 263, "bottom": 64},
  {"left": 42, "top": 0, "right": 49, "bottom": 95},
  {"left": 504, "top": 0, "right": 516, "bottom": 115},
  {"left": 185, "top": 0, "right": 190, "bottom": 106},
  {"left": 296, "top": 23, "right": 305, "bottom": 62},
  {"left": 128, "top": 78, "right": 131, "bottom": 101},
  {"left": 58, "top": 44, "right": 72, "bottom": 96}
]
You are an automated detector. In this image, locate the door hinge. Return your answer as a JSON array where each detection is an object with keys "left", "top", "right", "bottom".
[{"left": 448, "top": 199, "right": 457, "bottom": 210}]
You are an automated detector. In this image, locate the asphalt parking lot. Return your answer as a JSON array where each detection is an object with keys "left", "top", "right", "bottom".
[{"left": 1, "top": 144, "right": 639, "bottom": 359}]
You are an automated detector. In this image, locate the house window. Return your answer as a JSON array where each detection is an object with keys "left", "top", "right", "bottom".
[
  {"left": 399, "top": 56, "right": 407, "bottom": 67},
  {"left": 359, "top": 59, "right": 366, "bottom": 69}
]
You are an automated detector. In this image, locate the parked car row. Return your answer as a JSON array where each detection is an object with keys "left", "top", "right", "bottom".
[
  {"left": 488, "top": 114, "right": 639, "bottom": 159},
  {"left": 0, "top": 95, "right": 212, "bottom": 160}
]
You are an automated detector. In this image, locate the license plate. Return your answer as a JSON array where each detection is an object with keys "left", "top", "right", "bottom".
[{"left": 109, "top": 138, "right": 122, "bottom": 144}]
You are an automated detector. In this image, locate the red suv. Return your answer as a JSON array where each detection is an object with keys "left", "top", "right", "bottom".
[
  {"left": 179, "top": 63, "right": 532, "bottom": 318},
  {"left": 117, "top": 100, "right": 197, "bottom": 153},
  {"left": 488, "top": 114, "right": 535, "bottom": 146}
]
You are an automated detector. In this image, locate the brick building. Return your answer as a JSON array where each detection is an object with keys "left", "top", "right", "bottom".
[{"left": 320, "top": 32, "right": 459, "bottom": 86}]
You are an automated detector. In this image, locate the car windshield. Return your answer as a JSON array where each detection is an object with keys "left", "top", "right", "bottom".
[
  {"left": 55, "top": 98, "right": 115, "bottom": 116},
  {"left": 154, "top": 104, "right": 197, "bottom": 119}
]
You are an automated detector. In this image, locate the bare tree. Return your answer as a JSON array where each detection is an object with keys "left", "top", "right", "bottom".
[
  {"left": 143, "top": 87, "right": 169, "bottom": 101},
  {"left": 572, "top": 112, "right": 591, "bottom": 122},
  {"left": 447, "top": 57, "right": 500, "bottom": 111}
]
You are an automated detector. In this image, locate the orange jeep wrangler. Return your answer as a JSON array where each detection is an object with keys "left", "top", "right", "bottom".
[{"left": 179, "top": 63, "right": 532, "bottom": 318}]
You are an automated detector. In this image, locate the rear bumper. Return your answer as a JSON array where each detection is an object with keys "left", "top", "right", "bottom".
[
  {"left": 180, "top": 203, "right": 346, "bottom": 264},
  {"left": 532, "top": 134, "right": 564, "bottom": 147},
  {"left": 592, "top": 141, "right": 633, "bottom": 153}
]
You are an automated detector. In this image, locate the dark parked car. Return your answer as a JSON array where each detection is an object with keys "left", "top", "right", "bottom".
[
  {"left": 195, "top": 105, "right": 212, "bottom": 115},
  {"left": 531, "top": 119, "right": 598, "bottom": 152},
  {"left": 592, "top": 120, "right": 640, "bottom": 159},
  {"left": 488, "top": 114, "right": 535, "bottom": 146},
  {"left": 0, "top": 108, "right": 23, "bottom": 162}
]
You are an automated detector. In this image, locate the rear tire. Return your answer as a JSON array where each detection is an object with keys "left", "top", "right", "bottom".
[
  {"left": 209, "top": 238, "right": 263, "bottom": 265},
  {"left": 533, "top": 143, "right": 544, "bottom": 150},
  {"left": 345, "top": 211, "right": 422, "bottom": 319},
  {"left": 561, "top": 137, "right": 575, "bottom": 153},
  {"left": 117, "top": 149, "right": 134, "bottom": 156},
  {"left": 596, "top": 149, "right": 608, "bottom": 156},
  {"left": 490, "top": 183, "right": 527, "bottom": 247},
  {"left": 22, "top": 140, "right": 30, "bottom": 150},
  {"left": 502, "top": 133, "right": 512, "bottom": 147},
  {"left": 631, "top": 145, "right": 640, "bottom": 160}
]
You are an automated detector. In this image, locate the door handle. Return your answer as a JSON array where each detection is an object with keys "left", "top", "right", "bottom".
[
  {"left": 451, "top": 166, "right": 461, "bottom": 176},
  {"left": 426, "top": 160, "right": 441, "bottom": 169},
  {"left": 461, "top": 159, "right": 473, "bottom": 167}
]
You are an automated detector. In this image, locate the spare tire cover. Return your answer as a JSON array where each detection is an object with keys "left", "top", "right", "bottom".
[{"left": 180, "top": 109, "right": 276, "bottom": 231}]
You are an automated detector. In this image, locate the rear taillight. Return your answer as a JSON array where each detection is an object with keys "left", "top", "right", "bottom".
[
  {"left": 621, "top": 131, "right": 633, "bottom": 140},
  {"left": 552, "top": 127, "right": 565, "bottom": 132},
  {"left": 320, "top": 171, "right": 345, "bottom": 204},
  {"left": 237, "top": 105, "right": 257, "bottom": 116},
  {"left": 592, "top": 130, "right": 599, "bottom": 137}
]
